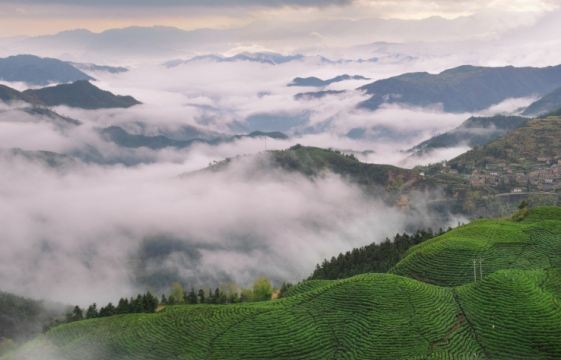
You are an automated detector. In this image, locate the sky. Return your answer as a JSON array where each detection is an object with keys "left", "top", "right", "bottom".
[{"left": 0, "top": 0, "right": 558, "bottom": 37}]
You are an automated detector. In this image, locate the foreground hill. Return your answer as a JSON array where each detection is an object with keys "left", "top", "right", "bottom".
[
  {"left": 23, "top": 80, "right": 141, "bottom": 109},
  {"left": 6, "top": 207, "right": 561, "bottom": 359},
  {"left": 0, "top": 55, "right": 92, "bottom": 85},
  {"left": 359, "top": 64, "right": 561, "bottom": 112}
]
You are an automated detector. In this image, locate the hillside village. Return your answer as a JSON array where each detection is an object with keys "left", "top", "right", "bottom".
[{"left": 466, "top": 157, "right": 561, "bottom": 193}]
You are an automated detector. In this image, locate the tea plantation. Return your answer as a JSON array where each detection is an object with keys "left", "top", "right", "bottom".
[{"left": 5, "top": 207, "right": 561, "bottom": 359}]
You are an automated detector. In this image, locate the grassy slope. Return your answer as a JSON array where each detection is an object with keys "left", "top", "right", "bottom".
[{"left": 6, "top": 207, "right": 561, "bottom": 359}]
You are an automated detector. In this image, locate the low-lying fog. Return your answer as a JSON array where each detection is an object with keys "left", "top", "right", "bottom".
[{"left": 0, "top": 50, "right": 533, "bottom": 305}]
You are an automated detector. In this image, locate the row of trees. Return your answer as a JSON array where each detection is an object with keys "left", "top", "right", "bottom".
[
  {"left": 162, "top": 276, "right": 276, "bottom": 306},
  {"left": 66, "top": 292, "right": 159, "bottom": 322},
  {"left": 309, "top": 229, "right": 448, "bottom": 280},
  {"left": 65, "top": 277, "right": 282, "bottom": 323}
]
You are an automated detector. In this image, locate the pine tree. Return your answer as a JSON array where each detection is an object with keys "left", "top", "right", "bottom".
[
  {"left": 187, "top": 288, "right": 198, "bottom": 304},
  {"left": 86, "top": 303, "right": 98, "bottom": 319},
  {"left": 198, "top": 289, "right": 205, "bottom": 304}
]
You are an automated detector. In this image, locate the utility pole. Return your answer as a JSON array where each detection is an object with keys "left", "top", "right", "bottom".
[{"left": 473, "top": 259, "right": 477, "bottom": 282}]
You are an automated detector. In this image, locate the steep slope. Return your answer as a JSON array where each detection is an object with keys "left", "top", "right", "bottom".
[
  {"left": 523, "top": 85, "right": 561, "bottom": 116},
  {"left": 410, "top": 115, "right": 527, "bottom": 155},
  {"left": 0, "top": 54, "right": 92, "bottom": 85},
  {"left": 359, "top": 64, "right": 561, "bottom": 112},
  {"left": 23, "top": 80, "right": 141, "bottom": 109}
]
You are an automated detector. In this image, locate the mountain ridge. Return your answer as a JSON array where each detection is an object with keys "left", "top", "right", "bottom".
[{"left": 359, "top": 64, "right": 561, "bottom": 112}]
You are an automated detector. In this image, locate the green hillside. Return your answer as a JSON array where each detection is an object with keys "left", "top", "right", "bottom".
[
  {"left": 5, "top": 207, "right": 561, "bottom": 359},
  {"left": 210, "top": 145, "right": 426, "bottom": 196},
  {"left": 409, "top": 115, "right": 527, "bottom": 155},
  {"left": 391, "top": 207, "right": 561, "bottom": 286},
  {"left": 449, "top": 116, "right": 561, "bottom": 173}
]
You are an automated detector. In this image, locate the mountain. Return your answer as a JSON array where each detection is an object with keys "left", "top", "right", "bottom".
[
  {"left": 210, "top": 145, "right": 425, "bottom": 196},
  {"left": 294, "top": 90, "right": 345, "bottom": 100},
  {"left": 359, "top": 64, "right": 561, "bottom": 112},
  {"left": 23, "top": 80, "right": 141, "bottom": 109},
  {"left": 523, "top": 86, "right": 561, "bottom": 116},
  {"left": 0, "top": 54, "right": 92, "bottom": 85},
  {"left": 0, "top": 84, "right": 40, "bottom": 104},
  {"left": 1, "top": 84, "right": 81, "bottom": 127},
  {"left": 410, "top": 115, "right": 527, "bottom": 155},
  {"left": 449, "top": 116, "right": 561, "bottom": 174},
  {"left": 19, "top": 107, "right": 81, "bottom": 127},
  {"left": 288, "top": 74, "right": 370, "bottom": 87},
  {"left": 165, "top": 52, "right": 305, "bottom": 67},
  {"left": 7, "top": 206, "right": 561, "bottom": 359},
  {"left": 102, "top": 126, "right": 287, "bottom": 150},
  {"left": 69, "top": 62, "right": 128, "bottom": 74}
]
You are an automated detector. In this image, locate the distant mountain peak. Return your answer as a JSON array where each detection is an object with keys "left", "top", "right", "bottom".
[
  {"left": 359, "top": 63, "right": 561, "bottom": 112},
  {"left": 289, "top": 74, "right": 370, "bottom": 87},
  {"left": 0, "top": 54, "right": 93, "bottom": 85},
  {"left": 22, "top": 80, "right": 141, "bottom": 109}
]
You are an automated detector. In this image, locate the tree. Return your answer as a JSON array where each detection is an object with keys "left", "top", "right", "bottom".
[
  {"left": 239, "top": 288, "right": 253, "bottom": 302},
  {"left": 85, "top": 303, "right": 98, "bottom": 319},
  {"left": 116, "top": 298, "right": 130, "bottom": 314},
  {"left": 169, "top": 282, "right": 185, "bottom": 304},
  {"left": 198, "top": 288, "right": 205, "bottom": 304},
  {"left": 143, "top": 292, "right": 158, "bottom": 312},
  {"left": 221, "top": 282, "right": 240, "bottom": 304},
  {"left": 99, "top": 302, "right": 115, "bottom": 317},
  {"left": 278, "top": 282, "right": 293, "bottom": 299},
  {"left": 66, "top": 306, "right": 83, "bottom": 322},
  {"left": 206, "top": 288, "right": 214, "bottom": 304},
  {"left": 252, "top": 277, "right": 273, "bottom": 301},
  {"left": 187, "top": 288, "right": 198, "bottom": 304}
]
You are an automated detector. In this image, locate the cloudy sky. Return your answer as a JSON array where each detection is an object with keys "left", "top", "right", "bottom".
[{"left": 0, "top": 0, "right": 558, "bottom": 37}]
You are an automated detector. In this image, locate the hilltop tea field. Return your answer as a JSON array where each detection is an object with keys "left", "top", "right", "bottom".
[{"left": 6, "top": 207, "right": 561, "bottom": 359}]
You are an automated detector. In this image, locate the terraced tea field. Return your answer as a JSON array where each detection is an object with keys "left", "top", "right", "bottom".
[
  {"left": 5, "top": 207, "right": 561, "bottom": 359},
  {"left": 391, "top": 208, "right": 561, "bottom": 286}
]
